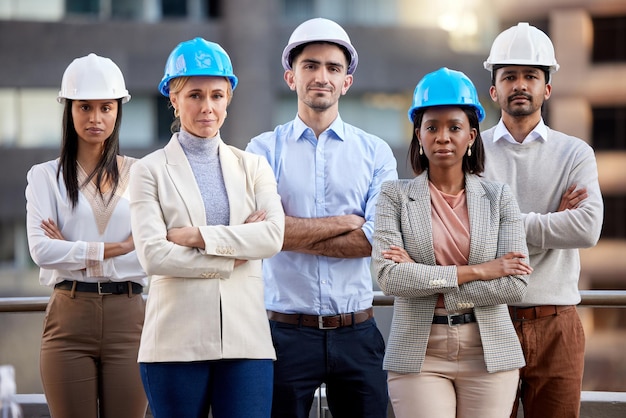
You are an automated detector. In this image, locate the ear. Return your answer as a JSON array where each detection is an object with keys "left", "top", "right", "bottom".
[
  {"left": 284, "top": 70, "right": 296, "bottom": 91},
  {"left": 341, "top": 74, "right": 354, "bottom": 95},
  {"left": 544, "top": 83, "right": 552, "bottom": 101},
  {"left": 469, "top": 128, "right": 477, "bottom": 145},
  {"left": 169, "top": 94, "right": 178, "bottom": 107},
  {"left": 489, "top": 85, "right": 498, "bottom": 103}
]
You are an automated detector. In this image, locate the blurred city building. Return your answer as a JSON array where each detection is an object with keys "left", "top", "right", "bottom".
[{"left": 1, "top": 0, "right": 625, "bottom": 394}]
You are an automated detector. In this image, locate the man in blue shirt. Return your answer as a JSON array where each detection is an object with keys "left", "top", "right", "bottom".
[{"left": 246, "top": 17, "right": 397, "bottom": 418}]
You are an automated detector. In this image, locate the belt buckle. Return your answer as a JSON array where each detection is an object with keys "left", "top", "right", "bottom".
[
  {"left": 447, "top": 314, "right": 461, "bottom": 327},
  {"left": 97, "top": 282, "right": 112, "bottom": 295},
  {"left": 318, "top": 316, "right": 338, "bottom": 330}
]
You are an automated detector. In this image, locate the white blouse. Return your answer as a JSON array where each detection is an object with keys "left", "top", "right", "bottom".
[{"left": 26, "top": 157, "right": 147, "bottom": 287}]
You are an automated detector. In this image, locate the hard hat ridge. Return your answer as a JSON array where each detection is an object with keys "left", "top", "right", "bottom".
[
  {"left": 58, "top": 53, "right": 131, "bottom": 104},
  {"left": 159, "top": 37, "right": 238, "bottom": 96},
  {"left": 484, "top": 22, "right": 559, "bottom": 74},
  {"left": 408, "top": 67, "right": 485, "bottom": 123},
  {"left": 282, "top": 17, "right": 359, "bottom": 74}
]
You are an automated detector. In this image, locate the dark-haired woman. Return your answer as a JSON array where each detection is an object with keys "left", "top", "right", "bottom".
[
  {"left": 372, "top": 67, "right": 532, "bottom": 418},
  {"left": 25, "top": 53, "right": 148, "bottom": 418}
]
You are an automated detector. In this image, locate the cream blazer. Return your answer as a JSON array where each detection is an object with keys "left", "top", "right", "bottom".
[
  {"left": 372, "top": 172, "right": 528, "bottom": 374},
  {"left": 129, "top": 134, "right": 284, "bottom": 362}
]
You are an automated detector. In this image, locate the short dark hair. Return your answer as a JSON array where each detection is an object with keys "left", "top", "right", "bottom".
[
  {"left": 491, "top": 64, "right": 550, "bottom": 86},
  {"left": 408, "top": 106, "right": 484, "bottom": 176},
  {"left": 288, "top": 41, "right": 352, "bottom": 71}
]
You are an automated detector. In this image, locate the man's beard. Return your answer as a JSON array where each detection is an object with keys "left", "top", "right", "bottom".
[
  {"left": 504, "top": 93, "right": 540, "bottom": 117},
  {"left": 304, "top": 95, "right": 334, "bottom": 112}
]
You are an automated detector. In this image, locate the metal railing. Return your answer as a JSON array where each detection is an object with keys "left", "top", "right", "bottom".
[
  {"left": 2, "top": 290, "right": 626, "bottom": 418},
  {"left": 2, "top": 290, "right": 626, "bottom": 312}
]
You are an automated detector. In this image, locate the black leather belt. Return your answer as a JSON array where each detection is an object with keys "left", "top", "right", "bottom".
[
  {"left": 55, "top": 280, "right": 143, "bottom": 295},
  {"left": 267, "top": 308, "right": 374, "bottom": 329},
  {"left": 432, "top": 312, "right": 476, "bottom": 326}
]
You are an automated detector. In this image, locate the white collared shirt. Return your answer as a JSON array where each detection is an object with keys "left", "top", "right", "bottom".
[{"left": 493, "top": 118, "right": 548, "bottom": 145}]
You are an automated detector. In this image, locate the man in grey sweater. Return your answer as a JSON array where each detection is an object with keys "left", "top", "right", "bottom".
[{"left": 481, "top": 22, "right": 604, "bottom": 418}]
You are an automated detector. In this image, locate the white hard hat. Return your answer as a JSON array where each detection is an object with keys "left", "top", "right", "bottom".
[
  {"left": 58, "top": 53, "right": 131, "bottom": 104},
  {"left": 282, "top": 17, "right": 359, "bottom": 74},
  {"left": 484, "top": 22, "right": 559, "bottom": 75}
]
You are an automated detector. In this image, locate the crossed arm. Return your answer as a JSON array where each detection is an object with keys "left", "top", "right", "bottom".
[{"left": 282, "top": 214, "right": 371, "bottom": 258}]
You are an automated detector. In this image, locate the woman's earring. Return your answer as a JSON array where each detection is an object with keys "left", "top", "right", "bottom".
[
  {"left": 419, "top": 144, "right": 423, "bottom": 155},
  {"left": 174, "top": 108, "right": 179, "bottom": 118},
  {"left": 467, "top": 145, "right": 472, "bottom": 157}
]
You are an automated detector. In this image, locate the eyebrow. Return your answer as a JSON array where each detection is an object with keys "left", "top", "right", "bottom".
[
  {"left": 77, "top": 100, "right": 115, "bottom": 105},
  {"left": 300, "top": 58, "right": 345, "bottom": 69},
  {"left": 501, "top": 68, "right": 541, "bottom": 76}
]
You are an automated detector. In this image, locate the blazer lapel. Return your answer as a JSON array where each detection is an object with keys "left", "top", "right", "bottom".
[
  {"left": 406, "top": 173, "right": 437, "bottom": 266},
  {"left": 164, "top": 134, "right": 207, "bottom": 226},
  {"left": 465, "top": 175, "right": 489, "bottom": 265},
  {"left": 218, "top": 141, "right": 246, "bottom": 225}
]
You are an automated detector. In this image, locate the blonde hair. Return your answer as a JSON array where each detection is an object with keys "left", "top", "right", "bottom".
[{"left": 168, "top": 76, "right": 233, "bottom": 103}]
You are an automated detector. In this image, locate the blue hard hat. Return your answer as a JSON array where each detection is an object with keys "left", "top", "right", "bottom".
[
  {"left": 159, "top": 37, "right": 238, "bottom": 96},
  {"left": 407, "top": 67, "right": 485, "bottom": 123}
]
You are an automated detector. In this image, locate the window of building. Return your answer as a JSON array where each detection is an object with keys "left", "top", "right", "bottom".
[
  {"left": 593, "top": 16, "right": 626, "bottom": 63},
  {"left": 157, "top": 95, "right": 176, "bottom": 142},
  {"left": 66, "top": 0, "right": 98, "bottom": 15},
  {"left": 602, "top": 196, "right": 626, "bottom": 239},
  {"left": 280, "top": 0, "right": 394, "bottom": 24},
  {"left": 592, "top": 106, "right": 626, "bottom": 150},
  {"left": 281, "top": 0, "right": 313, "bottom": 20},
  {"left": 162, "top": 0, "right": 187, "bottom": 17},
  {"left": 0, "top": 88, "right": 155, "bottom": 148},
  {"left": 0, "top": 221, "right": 16, "bottom": 268},
  {"left": 1, "top": 0, "right": 64, "bottom": 20}
]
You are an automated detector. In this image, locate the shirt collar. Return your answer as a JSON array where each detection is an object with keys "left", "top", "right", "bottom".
[
  {"left": 293, "top": 114, "right": 346, "bottom": 142},
  {"left": 493, "top": 118, "right": 548, "bottom": 144}
]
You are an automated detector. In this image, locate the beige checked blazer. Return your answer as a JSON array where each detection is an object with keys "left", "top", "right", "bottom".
[{"left": 372, "top": 172, "right": 528, "bottom": 374}]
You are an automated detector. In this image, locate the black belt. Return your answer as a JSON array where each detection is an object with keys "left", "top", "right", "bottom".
[
  {"left": 267, "top": 308, "right": 374, "bottom": 329},
  {"left": 432, "top": 312, "right": 476, "bottom": 326},
  {"left": 55, "top": 280, "right": 143, "bottom": 295}
]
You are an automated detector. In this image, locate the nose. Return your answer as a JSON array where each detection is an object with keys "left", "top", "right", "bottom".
[
  {"left": 314, "top": 68, "right": 330, "bottom": 84},
  {"left": 513, "top": 78, "right": 527, "bottom": 92},
  {"left": 201, "top": 97, "right": 214, "bottom": 114},
  {"left": 89, "top": 109, "right": 102, "bottom": 123},
  {"left": 435, "top": 131, "right": 450, "bottom": 143}
]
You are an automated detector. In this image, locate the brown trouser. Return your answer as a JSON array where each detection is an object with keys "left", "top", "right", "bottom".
[
  {"left": 40, "top": 287, "right": 148, "bottom": 418},
  {"left": 510, "top": 306, "right": 585, "bottom": 418}
]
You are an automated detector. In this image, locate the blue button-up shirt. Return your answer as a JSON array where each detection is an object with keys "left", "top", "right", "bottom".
[{"left": 246, "top": 115, "right": 398, "bottom": 315}]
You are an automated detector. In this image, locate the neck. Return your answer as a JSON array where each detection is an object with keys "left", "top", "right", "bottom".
[
  {"left": 297, "top": 105, "right": 339, "bottom": 138},
  {"left": 501, "top": 112, "right": 541, "bottom": 143},
  {"left": 428, "top": 167, "right": 465, "bottom": 195},
  {"left": 77, "top": 145, "right": 104, "bottom": 175}
]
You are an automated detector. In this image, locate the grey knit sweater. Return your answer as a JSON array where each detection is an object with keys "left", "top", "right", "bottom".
[
  {"left": 481, "top": 123, "right": 603, "bottom": 306},
  {"left": 178, "top": 130, "right": 230, "bottom": 226}
]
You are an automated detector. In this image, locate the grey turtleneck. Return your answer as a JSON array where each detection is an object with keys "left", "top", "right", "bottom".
[{"left": 177, "top": 129, "right": 230, "bottom": 226}]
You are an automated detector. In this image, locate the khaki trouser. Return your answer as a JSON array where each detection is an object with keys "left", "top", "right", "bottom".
[
  {"left": 40, "top": 287, "right": 148, "bottom": 418},
  {"left": 389, "top": 313, "right": 519, "bottom": 418}
]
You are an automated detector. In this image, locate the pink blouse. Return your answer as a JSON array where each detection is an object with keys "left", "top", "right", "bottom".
[{"left": 429, "top": 181, "right": 470, "bottom": 308}]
